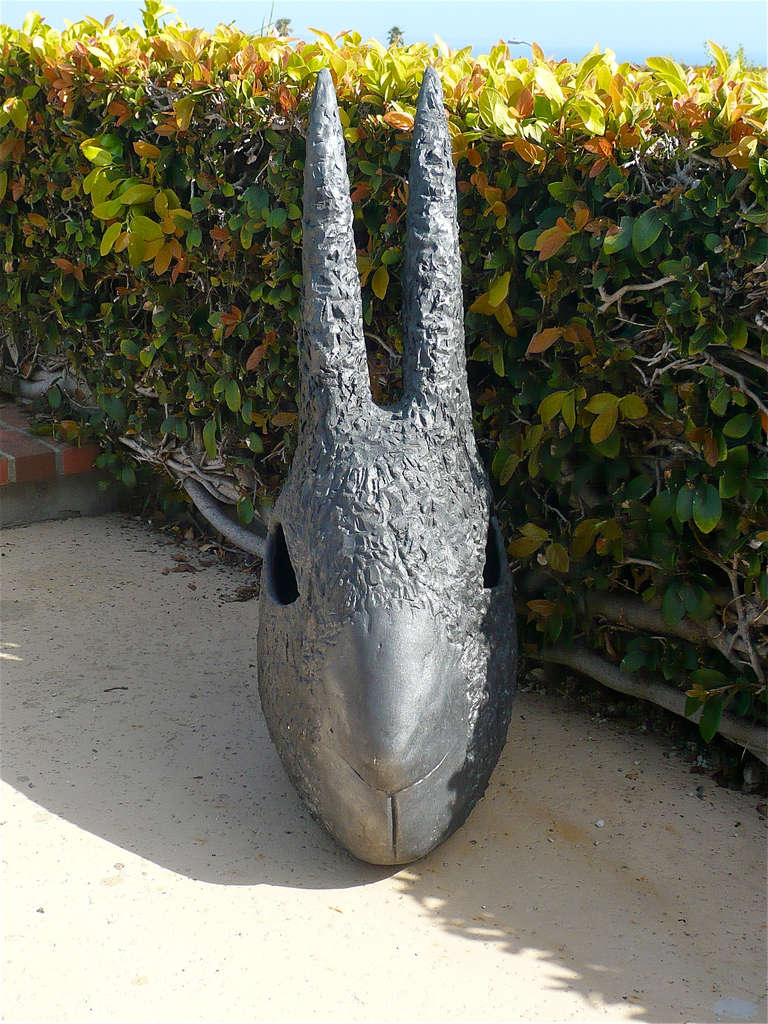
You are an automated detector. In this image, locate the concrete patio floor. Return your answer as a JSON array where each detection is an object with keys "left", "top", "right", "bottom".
[{"left": 1, "top": 515, "right": 766, "bottom": 1023}]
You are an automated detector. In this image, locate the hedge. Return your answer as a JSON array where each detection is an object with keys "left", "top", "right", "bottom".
[{"left": 1, "top": 8, "right": 766, "bottom": 756}]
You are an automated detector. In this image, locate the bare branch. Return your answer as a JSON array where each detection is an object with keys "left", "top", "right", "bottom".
[
  {"left": 536, "top": 645, "right": 768, "bottom": 765},
  {"left": 706, "top": 357, "right": 768, "bottom": 419},
  {"left": 598, "top": 275, "right": 676, "bottom": 313},
  {"left": 183, "top": 479, "right": 265, "bottom": 558}
]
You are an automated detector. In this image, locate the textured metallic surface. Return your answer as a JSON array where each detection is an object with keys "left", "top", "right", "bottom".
[{"left": 257, "top": 67, "right": 518, "bottom": 865}]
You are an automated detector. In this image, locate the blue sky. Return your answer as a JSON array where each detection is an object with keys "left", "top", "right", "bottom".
[{"left": 2, "top": 0, "right": 766, "bottom": 66}]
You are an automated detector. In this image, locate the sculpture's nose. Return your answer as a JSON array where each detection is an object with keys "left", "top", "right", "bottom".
[{"left": 321, "top": 604, "right": 466, "bottom": 795}]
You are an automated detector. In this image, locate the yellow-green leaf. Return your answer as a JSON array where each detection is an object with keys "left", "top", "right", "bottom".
[
  {"left": 544, "top": 542, "right": 570, "bottom": 573},
  {"left": 508, "top": 535, "right": 545, "bottom": 558},
  {"left": 92, "top": 199, "right": 123, "bottom": 220},
  {"left": 4, "top": 96, "right": 28, "bottom": 132},
  {"left": 0, "top": 171, "right": 7, "bottom": 202},
  {"left": 174, "top": 95, "right": 195, "bottom": 131},
  {"left": 80, "top": 138, "right": 113, "bottom": 166},
  {"left": 538, "top": 390, "right": 565, "bottom": 424},
  {"left": 520, "top": 522, "right": 549, "bottom": 542},
  {"left": 571, "top": 519, "right": 600, "bottom": 559},
  {"left": 130, "top": 215, "right": 163, "bottom": 241},
  {"left": 100, "top": 221, "right": 123, "bottom": 256},
  {"left": 571, "top": 97, "right": 605, "bottom": 134},
  {"left": 619, "top": 394, "right": 648, "bottom": 420},
  {"left": 119, "top": 184, "right": 156, "bottom": 205},
  {"left": 498, "top": 452, "right": 520, "bottom": 486},
  {"left": 533, "top": 66, "right": 564, "bottom": 105},
  {"left": 372, "top": 265, "right": 389, "bottom": 299},
  {"left": 561, "top": 390, "right": 576, "bottom": 431},
  {"left": 488, "top": 271, "right": 511, "bottom": 308},
  {"left": 585, "top": 392, "right": 620, "bottom": 413},
  {"left": 590, "top": 405, "right": 619, "bottom": 443}
]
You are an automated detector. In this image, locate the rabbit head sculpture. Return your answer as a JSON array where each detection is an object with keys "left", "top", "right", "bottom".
[{"left": 257, "top": 67, "right": 517, "bottom": 865}]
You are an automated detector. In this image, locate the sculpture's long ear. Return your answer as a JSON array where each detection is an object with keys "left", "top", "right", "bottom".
[
  {"left": 402, "top": 67, "right": 471, "bottom": 425},
  {"left": 300, "top": 69, "right": 370, "bottom": 433}
]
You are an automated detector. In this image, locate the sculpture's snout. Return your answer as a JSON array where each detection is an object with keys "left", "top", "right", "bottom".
[{"left": 321, "top": 605, "right": 465, "bottom": 795}]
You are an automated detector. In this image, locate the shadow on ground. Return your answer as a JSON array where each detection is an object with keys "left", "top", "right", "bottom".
[{"left": 2, "top": 516, "right": 765, "bottom": 1023}]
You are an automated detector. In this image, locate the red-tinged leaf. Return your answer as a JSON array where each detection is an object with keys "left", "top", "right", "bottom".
[
  {"left": 153, "top": 243, "right": 173, "bottom": 275},
  {"left": 350, "top": 183, "right": 372, "bottom": 202},
  {"left": 510, "top": 137, "right": 546, "bottom": 164},
  {"left": 702, "top": 431, "right": 719, "bottom": 467},
  {"left": 513, "top": 87, "right": 534, "bottom": 118},
  {"left": 534, "top": 225, "right": 571, "bottom": 260},
  {"left": 133, "top": 140, "right": 162, "bottom": 159},
  {"left": 527, "top": 327, "right": 563, "bottom": 355},
  {"left": 526, "top": 599, "right": 557, "bottom": 617},
  {"left": 589, "top": 158, "right": 608, "bottom": 178},
  {"left": 53, "top": 257, "right": 75, "bottom": 273},
  {"left": 271, "top": 411, "right": 297, "bottom": 428},
  {"left": 573, "top": 202, "right": 591, "bottom": 230},
  {"left": 383, "top": 110, "right": 414, "bottom": 131},
  {"left": 245, "top": 343, "right": 268, "bottom": 372}
]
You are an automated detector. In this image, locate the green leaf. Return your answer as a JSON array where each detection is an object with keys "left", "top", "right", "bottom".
[
  {"left": 498, "top": 452, "right": 520, "bottom": 487},
  {"left": 692, "top": 484, "right": 722, "bottom": 534},
  {"left": 698, "top": 697, "right": 722, "bottom": 743},
  {"left": 203, "top": 418, "right": 217, "bottom": 459},
  {"left": 621, "top": 649, "right": 647, "bottom": 673},
  {"left": 492, "top": 347, "right": 505, "bottom": 378},
  {"left": 561, "top": 391, "right": 576, "bottom": 431},
  {"left": 662, "top": 584, "right": 685, "bottom": 626},
  {"left": 649, "top": 490, "right": 674, "bottom": 525},
  {"left": 684, "top": 695, "right": 703, "bottom": 719},
  {"left": 224, "top": 379, "right": 241, "bottom": 412},
  {"left": 602, "top": 216, "right": 632, "bottom": 254},
  {"left": 632, "top": 208, "right": 665, "bottom": 253},
  {"left": 722, "top": 412, "right": 752, "bottom": 439},
  {"left": 237, "top": 495, "right": 255, "bottom": 525},
  {"left": 120, "top": 338, "right": 139, "bottom": 359},
  {"left": 729, "top": 320, "right": 748, "bottom": 350},
  {"left": 675, "top": 486, "right": 694, "bottom": 523},
  {"left": 47, "top": 384, "right": 62, "bottom": 409},
  {"left": 689, "top": 668, "right": 727, "bottom": 688},
  {"left": 646, "top": 56, "right": 688, "bottom": 94}
]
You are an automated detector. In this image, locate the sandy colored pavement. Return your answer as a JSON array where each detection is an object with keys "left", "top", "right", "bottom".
[{"left": 1, "top": 515, "right": 766, "bottom": 1024}]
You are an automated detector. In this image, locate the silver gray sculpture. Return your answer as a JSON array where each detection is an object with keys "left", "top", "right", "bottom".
[{"left": 257, "top": 67, "right": 517, "bottom": 865}]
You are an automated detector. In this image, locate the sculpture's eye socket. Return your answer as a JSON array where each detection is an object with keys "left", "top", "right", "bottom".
[
  {"left": 265, "top": 522, "right": 300, "bottom": 605},
  {"left": 483, "top": 517, "right": 503, "bottom": 590}
]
